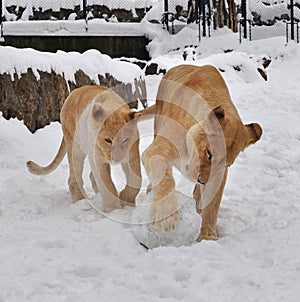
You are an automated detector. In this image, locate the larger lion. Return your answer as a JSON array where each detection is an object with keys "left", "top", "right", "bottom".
[{"left": 142, "top": 65, "right": 262, "bottom": 241}]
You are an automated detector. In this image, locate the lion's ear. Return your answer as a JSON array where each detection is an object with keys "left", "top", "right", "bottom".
[
  {"left": 210, "top": 105, "right": 225, "bottom": 120},
  {"left": 245, "top": 123, "right": 262, "bottom": 145},
  {"left": 92, "top": 102, "right": 105, "bottom": 120},
  {"left": 185, "top": 123, "right": 200, "bottom": 158},
  {"left": 204, "top": 105, "right": 225, "bottom": 135}
]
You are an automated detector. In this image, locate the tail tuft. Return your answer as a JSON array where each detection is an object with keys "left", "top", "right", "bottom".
[
  {"left": 27, "top": 160, "right": 44, "bottom": 175},
  {"left": 26, "top": 137, "right": 66, "bottom": 176}
]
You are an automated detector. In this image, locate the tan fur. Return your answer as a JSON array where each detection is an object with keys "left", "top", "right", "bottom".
[
  {"left": 142, "top": 65, "right": 262, "bottom": 240},
  {"left": 27, "top": 85, "right": 148, "bottom": 212}
]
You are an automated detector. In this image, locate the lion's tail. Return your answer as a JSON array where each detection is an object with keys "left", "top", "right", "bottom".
[{"left": 27, "top": 137, "right": 67, "bottom": 175}]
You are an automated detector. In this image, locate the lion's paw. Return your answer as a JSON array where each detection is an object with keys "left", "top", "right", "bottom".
[
  {"left": 149, "top": 198, "right": 179, "bottom": 231},
  {"left": 119, "top": 187, "right": 137, "bottom": 207},
  {"left": 196, "top": 225, "right": 219, "bottom": 241},
  {"left": 101, "top": 199, "right": 122, "bottom": 213}
]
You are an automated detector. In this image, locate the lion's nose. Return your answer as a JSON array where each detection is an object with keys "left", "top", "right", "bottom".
[
  {"left": 197, "top": 175, "right": 205, "bottom": 185},
  {"left": 111, "top": 146, "right": 125, "bottom": 163}
]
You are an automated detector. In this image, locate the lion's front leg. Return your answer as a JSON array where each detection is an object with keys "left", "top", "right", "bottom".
[
  {"left": 149, "top": 175, "right": 179, "bottom": 231},
  {"left": 197, "top": 168, "right": 228, "bottom": 241},
  {"left": 89, "top": 172, "right": 98, "bottom": 193},
  {"left": 193, "top": 184, "right": 202, "bottom": 214},
  {"left": 142, "top": 142, "right": 179, "bottom": 231},
  {"left": 119, "top": 139, "right": 142, "bottom": 206}
]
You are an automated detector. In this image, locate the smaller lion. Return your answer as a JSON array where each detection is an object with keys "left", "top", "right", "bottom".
[{"left": 27, "top": 85, "right": 149, "bottom": 212}]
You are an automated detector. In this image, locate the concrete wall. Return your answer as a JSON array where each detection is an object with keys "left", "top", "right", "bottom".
[{"left": 0, "top": 35, "right": 150, "bottom": 60}]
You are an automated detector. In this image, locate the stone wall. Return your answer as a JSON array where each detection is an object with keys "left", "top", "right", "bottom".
[{"left": 0, "top": 69, "right": 146, "bottom": 133}]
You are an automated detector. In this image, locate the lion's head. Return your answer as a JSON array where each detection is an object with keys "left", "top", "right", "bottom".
[
  {"left": 91, "top": 102, "right": 141, "bottom": 163},
  {"left": 185, "top": 105, "right": 262, "bottom": 185}
]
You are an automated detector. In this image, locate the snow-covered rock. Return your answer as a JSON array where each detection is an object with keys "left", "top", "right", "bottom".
[{"left": 0, "top": 46, "right": 146, "bottom": 132}]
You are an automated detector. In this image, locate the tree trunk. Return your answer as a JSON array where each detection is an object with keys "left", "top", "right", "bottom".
[
  {"left": 189, "top": 0, "right": 238, "bottom": 33},
  {"left": 219, "top": 0, "right": 224, "bottom": 28}
]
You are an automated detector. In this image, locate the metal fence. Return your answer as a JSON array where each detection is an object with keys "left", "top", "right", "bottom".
[
  {"left": 0, "top": 0, "right": 299, "bottom": 43},
  {"left": 161, "top": 0, "right": 299, "bottom": 43},
  {"left": 239, "top": 0, "right": 299, "bottom": 43},
  {"left": 0, "top": 0, "right": 157, "bottom": 23}
]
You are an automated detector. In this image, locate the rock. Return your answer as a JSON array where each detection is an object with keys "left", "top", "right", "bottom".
[
  {"left": 262, "top": 57, "right": 271, "bottom": 69},
  {"left": 257, "top": 56, "right": 271, "bottom": 81},
  {"left": 0, "top": 68, "right": 69, "bottom": 133},
  {"left": 98, "top": 73, "right": 147, "bottom": 108},
  {"left": 118, "top": 58, "right": 147, "bottom": 70},
  {"left": 182, "top": 47, "right": 196, "bottom": 61},
  {"left": 0, "top": 49, "right": 147, "bottom": 133},
  {"left": 145, "top": 63, "right": 166, "bottom": 76},
  {"left": 68, "top": 70, "right": 96, "bottom": 91},
  {"left": 257, "top": 68, "right": 267, "bottom": 81}
]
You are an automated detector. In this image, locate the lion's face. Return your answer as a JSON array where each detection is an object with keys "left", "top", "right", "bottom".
[
  {"left": 185, "top": 123, "right": 226, "bottom": 185},
  {"left": 92, "top": 103, "right": 140, "bottom": 163},
  {"left": 185, "top": 105, "right": 262, "bottom": 185}
]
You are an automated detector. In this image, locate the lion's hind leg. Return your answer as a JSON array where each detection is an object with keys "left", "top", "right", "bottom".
[{"left": 65, "top": 138, "right": 86, "bottom": 202}]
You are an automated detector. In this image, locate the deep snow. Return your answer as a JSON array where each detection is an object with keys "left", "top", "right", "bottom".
[{"left": 0, "top": 34, "right": 300, "bottom": 301}]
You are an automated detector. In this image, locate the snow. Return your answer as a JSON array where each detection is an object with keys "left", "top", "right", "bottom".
[
  {"left": 0, "top": 45, "right": 144, "bottom": 87},
  {"left": 1, "top": 32, "right": 300, "bottom": 301},
  {"left": 132, "top": 191, "right": 201, "bottom": 249},
  {"left": 2, "top": 19, "right": 147, "bottom": 36},
  {"left": 247, "top": 0, "right": 299, "bottom": 23}
]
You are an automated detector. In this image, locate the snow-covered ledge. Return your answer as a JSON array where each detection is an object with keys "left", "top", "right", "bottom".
[
  {"left": 0, "top": 46, "right": 147, "bottom": 133},
  {"left": 2, "top": 20, "right": 146, "bottom": 37}
]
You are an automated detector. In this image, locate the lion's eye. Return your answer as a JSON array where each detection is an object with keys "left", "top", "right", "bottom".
[
  {"left": 206, "top": 150, "right": 213, "bottom": 160},
  {"left": 105, "top": 138, "right": 112, "bottom": 144},
  {"left": 123, "top": 138, "right": 129, "bottom": 145}
]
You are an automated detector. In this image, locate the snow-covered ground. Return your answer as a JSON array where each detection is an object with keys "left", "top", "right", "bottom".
[{"left": 1, "top": 35, "right": 300, "bottom": 301}]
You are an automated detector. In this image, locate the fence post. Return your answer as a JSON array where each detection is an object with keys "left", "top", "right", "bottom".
[
  {"left": 291, "top": 0, "right": 295, "bottom": 40},
  {"left": 0, "top": 0, "right": 3, "bottom": 37},
  {"left": 164, "top": 0, "right": 169, "bottom": 31},
  {"left": 201, "top": 0, "right": 206, "bottom": 37},
  {"left": 83, "top": 0, "right": 87, "bottom": 30},
  {"left": 241, "top": 0, "right": 247, "bottom": 39}
]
